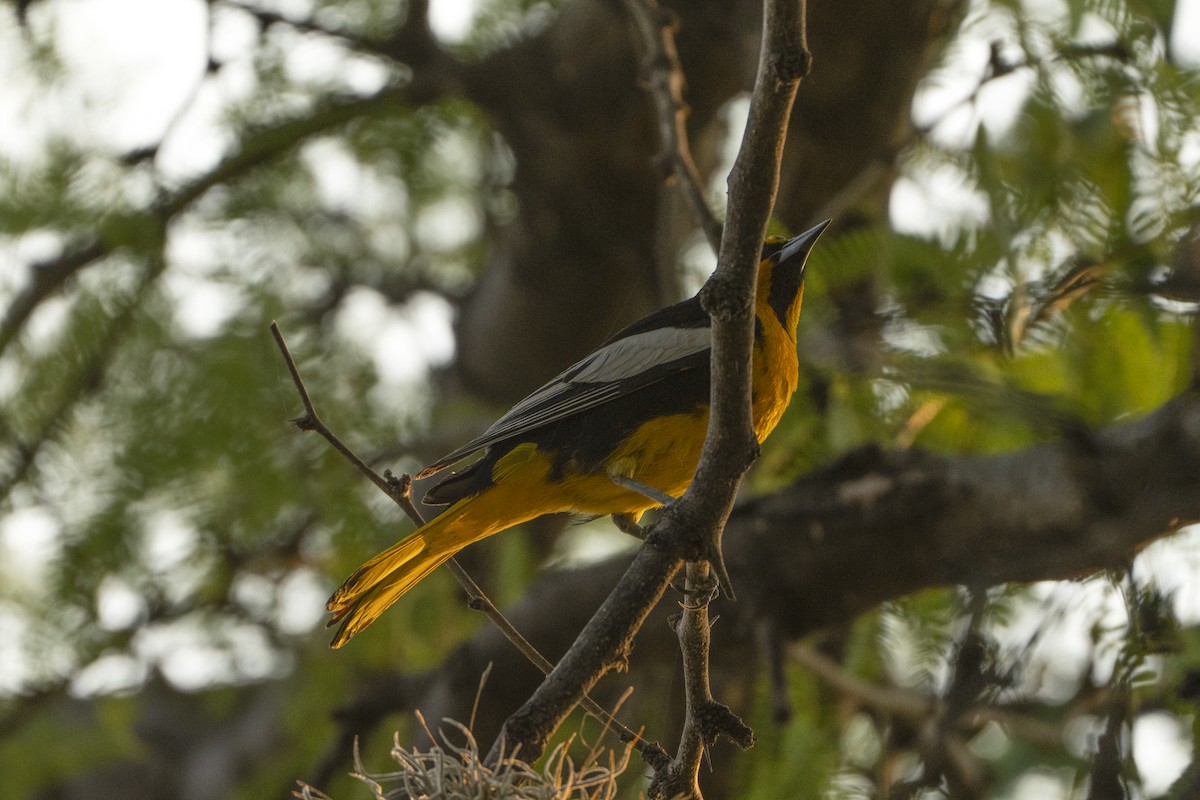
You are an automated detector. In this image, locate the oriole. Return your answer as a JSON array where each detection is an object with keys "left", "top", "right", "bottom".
[{"left": 326, "top": 220, "right": 830, "bottom": 647}]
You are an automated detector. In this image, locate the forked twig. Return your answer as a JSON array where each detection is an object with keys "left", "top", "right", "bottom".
[
  {"left": 652, "top": 562, "right": 753, "bottom": 797},
  {"left": 268, "top": 321, "right": 663, "bottom": 760}
]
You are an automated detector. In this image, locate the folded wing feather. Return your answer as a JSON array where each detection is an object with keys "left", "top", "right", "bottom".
[{"left": 416, "top": 323, "right": 712, "bottom": 479}]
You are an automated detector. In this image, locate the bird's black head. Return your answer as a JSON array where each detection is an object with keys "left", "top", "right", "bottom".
[{"left": 762, "top": 219, "right": 831, "bottom": 331}]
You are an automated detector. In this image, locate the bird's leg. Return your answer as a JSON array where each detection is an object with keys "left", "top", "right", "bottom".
[
  {"left": 608, "top": 473, "right": 676, "bottom": 506},
  {"left": 609, "top": 471, "right": 735, "bottom": 598},
  {"left": 611, "top": 512, "right": 647, "bottom": 540}
]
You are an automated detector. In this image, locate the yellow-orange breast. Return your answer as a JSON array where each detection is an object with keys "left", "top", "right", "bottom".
[{"left": 483, "top": 305, "right": 800, "bottom": 519}]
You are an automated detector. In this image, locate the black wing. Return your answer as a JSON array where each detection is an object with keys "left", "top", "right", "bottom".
[{"left": 417, "top": 297, "right": 711, "bottom": 478}]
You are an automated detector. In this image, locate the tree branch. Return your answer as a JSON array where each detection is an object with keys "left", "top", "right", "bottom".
[
  {"left": 383, "top": 391, "right": 1200, "bottom": 750},
  {"left": 789, "top": 642, "right": 1071, "bottom": 750},
  {"left": 1, "top": 85, "right": 420, "bottom": 362},
  {"left": 0, "top": 240, "right": 107, "bottom": 359},
  {"left": 685, "top": 0, "right": 809, "bottom": 596},
  {"left": 0, "top": 256, "right": 164, "bottom": 503},
  {"left": 269, "top": 323, "right": 665, "bottom": 765},
  {"left": 649, "top": 562, "right": 753, "bottom": 799},
  {"left": 483, "top": 537, "right": 685, "bottom": 766},
  {"left": 484, "top": 0, "right": 811, "bottom": 779},
  {"left": 223, "top": 0, "right": 456, "bottom": 95},
  {"left": 623, "top": 0, "right": 723, "bottom": 252}
]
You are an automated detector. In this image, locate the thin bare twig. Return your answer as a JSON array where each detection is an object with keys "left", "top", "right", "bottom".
[
  {"left": 268, "top": 321, "right": 663, "bottom": 762},
  {"left": 623, "top": 0, "right": 723, "bottom": 252},
  {"left": 440, "top": 541, "right": 664, "bottom": 761},
  {"left": 624, "top": 1, "right": 811, "bottom": 786}
]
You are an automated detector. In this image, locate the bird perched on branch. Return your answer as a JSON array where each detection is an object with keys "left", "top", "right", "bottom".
[{"left": 326, "top": 220, "right": 831, "bottom": 647}]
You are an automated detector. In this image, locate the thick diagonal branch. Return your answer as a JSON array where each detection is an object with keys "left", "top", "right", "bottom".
[
  {"left": 484, "top": 0, "right": 810, "bottom": 774},
  {"left": 383, "top": 392, "right": 1200, "bottom": 752}
]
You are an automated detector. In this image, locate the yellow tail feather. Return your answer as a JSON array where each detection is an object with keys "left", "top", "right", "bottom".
[
  {"left": 325, "top": 484, "right": 548, "bottom": 648},
  {"left": 325, "top": 502, "right": 469, "bottom": 648},
  {"left": 327, "top": 546, "right": 457, "bottom": 648}
]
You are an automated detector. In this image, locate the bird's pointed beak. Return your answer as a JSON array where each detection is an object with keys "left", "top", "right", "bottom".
[{"left": 777, "top": 219, "right": 832, "bottom": 264}]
